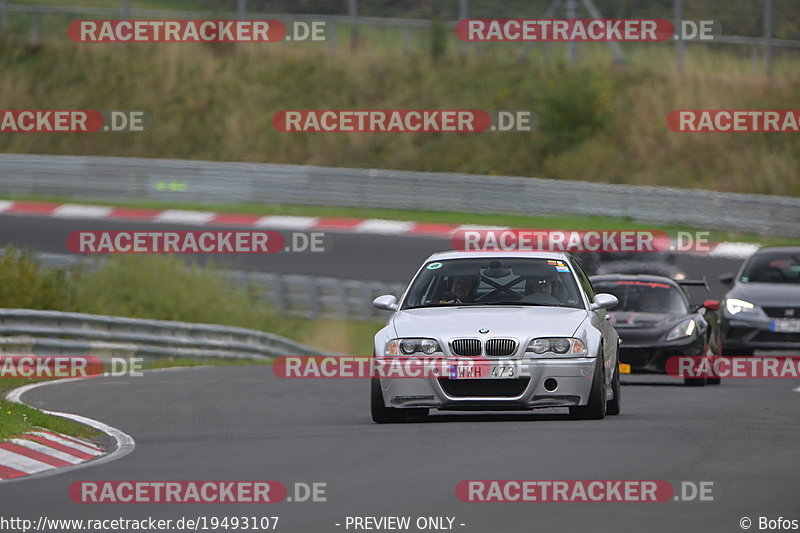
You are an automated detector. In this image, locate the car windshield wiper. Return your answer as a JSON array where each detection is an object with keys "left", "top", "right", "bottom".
[{"left": 474, "top": 301, "right": 554, "bottom": 307}]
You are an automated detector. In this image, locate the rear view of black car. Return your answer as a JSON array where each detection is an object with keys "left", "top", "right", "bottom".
[
  {"left": 590, "top": 274, "right": 721, "bottom": 386},
  {"left": 719, "top": 247, "right": 800, "bottom": 356}
]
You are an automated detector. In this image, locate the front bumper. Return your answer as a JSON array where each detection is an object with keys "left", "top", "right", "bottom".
[
  {"left": 618, "top": 336, "right": 705, "bottom": 374},
  {"left": 378, "top": 357, "right": 597, "bottom": 410},
  {"left": 722, "top": 317, "right": 800, "bottom": 352}
]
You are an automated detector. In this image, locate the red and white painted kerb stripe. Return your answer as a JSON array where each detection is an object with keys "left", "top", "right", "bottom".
[
  {"left": 0, "top": 428, "right": 104, "bottom": 480},
  {"left": 0, "top": 200, "right": 759, "bottom": 258}
]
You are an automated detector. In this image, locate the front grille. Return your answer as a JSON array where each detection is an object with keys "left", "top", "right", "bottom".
[
  {"left": 438, "top": 378, "right": 530, "bottom": 398},
  {"left": 753, "top": 331, "right": 800, "bottom": 343},
  {"left": 763, "top": 307, "right": 800, "bottom": 318},
  {"left": 450, "top": 339, "right": 481, "bottom": 356},
  {"left": 485, "top": 338, "right": 517, "bottom": 357}
]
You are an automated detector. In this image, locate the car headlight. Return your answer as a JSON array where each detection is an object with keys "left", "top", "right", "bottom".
[
  {"left": 725, "top": 298, "right": 755, "bottom": 316},
  {"left": 385, "top": 338, "right": 442, "bottom": 356},
  {"left": 526, "top": 338, "right": 587, "bottom": 357},
  {"left": 665, "top": 319, "right": 696, "bottom": 341}
]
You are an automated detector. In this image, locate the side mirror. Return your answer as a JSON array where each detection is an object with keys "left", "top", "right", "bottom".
[
  {"left": 590, "top": 293, "right": 618, "bottom": 311},
  {"left": 372, "top": 295, "right": 398, "bottom": 312},
  {"left": 703, "top": 299, "right": 720, "bottom": 311},
  {"left": 719, "top": 272, "right": 736, "bottom": 286}
]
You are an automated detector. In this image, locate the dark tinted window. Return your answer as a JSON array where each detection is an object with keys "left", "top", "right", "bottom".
[
  {"left": 403, "top": 258, "right": 583, "bottom": 309},
  {"left": 740, "top": 252, "right": 800, "bottom": 284},
  {"left": 592, "top": 280, "right": 689, "bottom": 314}
]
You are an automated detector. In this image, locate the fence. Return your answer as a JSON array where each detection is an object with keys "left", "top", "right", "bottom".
[
  {"left": 0, "top": 307, "right": 333, "bottom": 360},
  {"left": 1, "top": 1, "right": 799, "bottom": 75},
  {"left": 1, "top": 154, "right": 798, "bottom": 236}
]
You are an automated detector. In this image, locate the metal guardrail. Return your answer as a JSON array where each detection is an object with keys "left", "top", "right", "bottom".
[
  {"left": 31, "top": 252, "right": 406, "bottom": 321},
  {"left": 1, "top": 154, "right": 798, "bottom": 236},
  {"left": 0, "top": 308, "right": 332, "bottom": 360}
]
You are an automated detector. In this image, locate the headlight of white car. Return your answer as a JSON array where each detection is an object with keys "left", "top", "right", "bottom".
[
  {"left": 724, "top": 298, "right": 765, "bottom": 318},
  {"left": 385, "top": 338, "right": 442, "bottom": 356},
  {"left": 665, "top": 319, "right": 696, "bottom": 341},
  {"left": 525, "top": 338, "right": 587, "bottom": 357}
]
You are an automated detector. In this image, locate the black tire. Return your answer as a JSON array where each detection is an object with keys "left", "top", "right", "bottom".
[
  {"left": 684, "top": 376, "right": 707, "bottom": 386},
  {"left": 370, "top": 378, "right": 428, "bottom": 423},
  {"left": 570, "top": 354, "right": 607, "bottom": 420},
  {"left": 721, "top": 346, "right": 753, "bottom": 357},
  {"left": 606, "top": 359, "right": 621, "bottom": 415}
]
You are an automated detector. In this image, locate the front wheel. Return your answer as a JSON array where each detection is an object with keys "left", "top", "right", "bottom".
[
  {"left": 606, "top": 359, "right": 621, "bottom": 415},
  {"left": 370, "top": 378, "right": 428, "bottom": 423},
  {"left": 570, "top": 355, "right": 607, "bottom": 420}
]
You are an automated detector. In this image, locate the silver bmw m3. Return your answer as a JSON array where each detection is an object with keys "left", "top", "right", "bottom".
[{"left": 371, "top": 251, "right": 621, "bottom": 423}]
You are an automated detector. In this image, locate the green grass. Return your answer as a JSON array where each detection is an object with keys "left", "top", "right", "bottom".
[
  {"left": 4, "top": 194, "right": 799, "bottom": 246},
  {"left": 0, "top": 37, "right": 798, "bottom": 197}
]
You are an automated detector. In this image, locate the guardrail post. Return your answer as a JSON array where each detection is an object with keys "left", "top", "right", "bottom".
[
  {"left": 674, "top": 0, "right": 686, "bottom": 70},
  {"left": 31, "top": 12, "right": 40, "bottom": 45},
  {"left": 337, "top": 284, "right": 349, "bottom": 320},
  {"left": 458, "top": 0, "right": 468, "bottom": 56},
  {"left": 1, "top": 0, "right": 8, "bottom": 38},
  {"left": 273, "top": 274, "right": 288, "bottom": 315},
  {"left": 122, "top": 0, "right": 130, "bottom": 19},
  {"left": 565, "top": 0, "right": 577, "bottom": 65},
  {"left": 763, "top": 0, "right": 773, "bottom": 79},
  {"left": 238, "top": 0, "right": 246, "bottom": 21},
  {"left": 308, "top": 278, "right": 321, "bottom": 319},
  {"left": 402, "top": 26, "right": 410, "bottom": 53},
  {"left": 327, "top": 21, "right": 336, "bottom": 52},
  {"left": 348, "top": 0, "right": 358, "bottom": 49}
]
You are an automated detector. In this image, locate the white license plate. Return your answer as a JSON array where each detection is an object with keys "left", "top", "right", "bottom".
[
  {"left": 449, "top": 362, "right": 519, "bottom": 379},
  {"left": 771, "top": 319, "right": 800, "bottom": 333}
]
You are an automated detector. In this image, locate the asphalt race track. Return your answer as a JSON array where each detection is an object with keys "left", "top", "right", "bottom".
[
  {"left": 1, "top": 212, "right": 798, "bottom": 533},
  {"left": 2, "top": 365, "right": 798, "bottom": 532}
]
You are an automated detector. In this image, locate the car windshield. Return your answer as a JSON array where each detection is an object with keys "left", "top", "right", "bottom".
[
  {"left": 739, "top": 252, "right": 800, "bottom": 284},
  {"left": 592, "top": 280, "right": 689, "bottom": 314},
  {"left": 402, "top": 258, "right": 584, "bottom": 309}
]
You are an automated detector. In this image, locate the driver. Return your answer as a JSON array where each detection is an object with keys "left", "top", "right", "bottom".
[
  {"left": 638, "top": 290, "right": 664, "bottom": 313},
  {"left": 525, "top": 276, "right": 554, "bottom": 296},
  {"left": 441, "top": 275, "right": 478, "bottom": 304}
]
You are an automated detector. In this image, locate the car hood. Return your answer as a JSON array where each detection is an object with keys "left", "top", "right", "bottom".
[
  {"left": 728, "top": 282, "right": 800, "bottom": 307},
  {"left": 609, "top": 311, "right": 685, "bottom": 330},
  {"left": 392, "top": 306, "right": 588, "bottom": 338}
]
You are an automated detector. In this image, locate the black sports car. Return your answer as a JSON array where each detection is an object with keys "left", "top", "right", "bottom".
[
  {"left": 590, "top": 274, "right": 721, "bottom": 386},
  {"left": 719, "top": 246, "right": 800, "bottom": 356},
  {"left": 594, "top": 251, "right": 688, "bottom": 280}
]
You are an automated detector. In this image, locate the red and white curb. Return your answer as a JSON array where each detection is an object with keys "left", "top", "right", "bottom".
[
  {"left": 0, "top": 428, "right": 103, "bottom": 480},
  {"left": 2, "top": 379, "right": 135, "bottom": 484},
  {"left": 0, "top": 200, "right": 759, "bottom": 259}
]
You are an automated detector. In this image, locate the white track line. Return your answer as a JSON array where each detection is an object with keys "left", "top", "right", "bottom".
[{"left": 2, "top": 379, "right": 135, "bottom": 484}]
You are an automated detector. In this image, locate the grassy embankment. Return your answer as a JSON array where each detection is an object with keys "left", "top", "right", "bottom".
[
  {"left": 0, "top": 36, "right": 798, "bottom": 197},
  {"left": 0, "top": 248, "right": 383, "bottom": 439}
]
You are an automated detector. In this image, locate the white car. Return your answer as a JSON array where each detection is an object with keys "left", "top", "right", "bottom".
[{"left": 371, "top": 251, "right": 621, "bottom": 422}]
